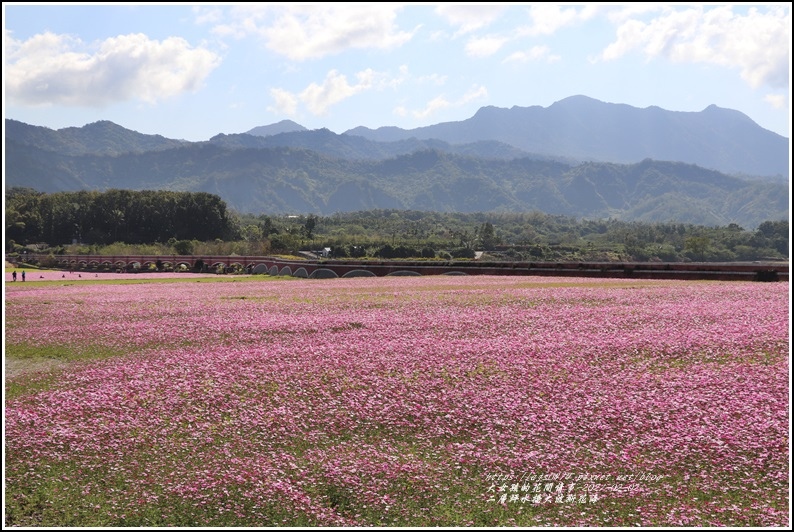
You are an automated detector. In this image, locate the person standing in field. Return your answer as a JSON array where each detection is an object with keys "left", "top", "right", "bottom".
[
  {"left": 12, "top": 271, "right": 17, "bottom": 281},
  {"left": 21, "top": 270, "right": 26, "bottom": 282}
]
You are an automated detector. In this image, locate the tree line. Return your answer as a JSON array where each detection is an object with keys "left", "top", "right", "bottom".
[
  {"left": 239, "top": 210, "right": 788, "bottom": 262},
  {"left": 6, "top": 188, "right": 236, "bottom": 247},
  {"left": 5, "top": 189, "right": 789, "bottom": 263}
]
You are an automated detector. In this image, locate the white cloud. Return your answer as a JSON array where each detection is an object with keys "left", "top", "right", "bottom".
[
  {"left": 599, "top": 5, "right": 791, "bottom": 89},
  {"left": 577, "top": 3, "right": 606, "bottom": 23},
  {"left": 412, "top": 85, "right": 488, "bottom": 120},
  {"left": 413, "top": 95, "right": 451, "bottom": 120},
  {"left": 764, "top": 93, "right": 787, "bottom": 110},
  {"left": 299, "top": 70, "right": 360, "bottom": 116},
  {"left": 192, "top": 6, "right": 224, "bottom": 26},
  {"left": 416, "top": 72, "right": 448, "bottom": 86},
  {"left": 429, "top": 29, "right": 447, "bottom": 42},
  {"left": 272, "top": 68, "right": 405, "bottom": 117},
  {"left": 511, "top": 3, "right": 596, "bottom": 54},
  {"left": 521, "top": 4, "right": 582, "bottom": 37},
  {"left": 459, "top": 85, "right": 488, "bottom": 104},
  {"left": 5, "top": 32, "right": 220, "bottom": 107},
  {"left": 440, "top": 5, "right": 583, "bottom": 58},
  {"left": 435, "top": 4, "right": 507, "bottom": 36},
  {"left": 210, "top": 4, "right": 415, "bottom": 61},
  {"left": 268, "top": 88, "right": 299, "bottom": 116},
  {"left": 599, "top": 18, "right": 645, "bottom": 61},
  {"left": 604, "top": 4, "right": 666, "bottom": 25},
  {"left": 503, "top": 45, "right": 561, "bottom": 64},
  {"left": 465, "top": 35, "right": 508, "bottom": 58}
]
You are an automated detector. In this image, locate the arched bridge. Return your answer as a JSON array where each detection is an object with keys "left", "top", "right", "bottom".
[
  {"left": 15, "top": 254, "right": 789, "bottom": 282},
  {"left": 27, "top": 254, "right": 270, "bottom": 274}
]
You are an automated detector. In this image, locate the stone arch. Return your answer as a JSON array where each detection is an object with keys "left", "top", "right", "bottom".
[
  {"left": 269, "top": 265, "right": 280, "bottom": 276},
  {"left": 310, "top": 268, "right": 339, "bottom": 279},
  {"left": 293, "top": 267, "right": 309, "bottom": 278},
  {"left": 252, "top": 264, "right": 269, "bottom": 274},
  {"left": 342, "top": 270, "right": 377, "bottom": 278},
  {"left": 175, "top": 261, "right": 192, "bottom": 271},
  {"left": 278, "top": 266, "right": 293, "bottom": 276}
]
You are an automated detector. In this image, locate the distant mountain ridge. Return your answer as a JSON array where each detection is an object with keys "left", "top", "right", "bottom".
[
  {"left": 6, "top": 95, "right": 788, "bottom": 176},
  {"left": 4, "top": 95, "right": 790, "bottom": 228},
  {"left": 208, "top": 129, "right": 569, "bottom": 162},
  {"left": 4, "top": 118, "right": 188, "bottom": 156},
  {"left": 346, "top": 95, "right": 789, "bottom": 178},
  {"left": 246, "top": 119, "right": 307, "bottom": 137}
]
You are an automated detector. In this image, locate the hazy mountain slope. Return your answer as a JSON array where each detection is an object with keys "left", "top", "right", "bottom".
[
  {"left": 5, "top": 119, "right": 188, "bottom": 156},
  {"left": 246, "top": 119, "right": 307, "bottom": 137},
  {"left": 345, "top": 95, "right": 789, "bottom": 177},
  {"left": 207, "top": 129, "right": 558, "bottom": 162},
  {"left": 4, "top": 142, "right": 786, "bottom": 228}
]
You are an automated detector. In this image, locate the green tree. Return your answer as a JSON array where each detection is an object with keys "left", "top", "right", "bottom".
[
  {"left": 303, "top": 214, "right": 318, "bottom": 240},
  {"left": 479, "top": 222, "right": 497, "bottom": 249},
  {"left": 684, "top": 236, "right": 710, "bottom": 261},
  {"left": 173, "top": 240, "right": 195, "bottom": 255}
]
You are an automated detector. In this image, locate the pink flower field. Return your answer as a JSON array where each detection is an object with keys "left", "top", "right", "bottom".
[
  {"left": 4, "top": 275, "right": 790, "bottom": 527},
  {"left": 5, "top": 270, "right": 223, "bottom": 283}
]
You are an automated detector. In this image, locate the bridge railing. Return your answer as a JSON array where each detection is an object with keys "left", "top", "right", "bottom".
[{"left": 8, "top": 253, "right": 788, "bottom": 281}]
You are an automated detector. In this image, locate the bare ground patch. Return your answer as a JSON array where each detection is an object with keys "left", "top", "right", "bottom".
[{"left": 5, "top": 357, "right": 67, "bottom": 380}]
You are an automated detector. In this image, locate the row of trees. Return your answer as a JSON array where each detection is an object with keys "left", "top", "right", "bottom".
[
  {"left": 6, "top": 188, "right": 236, "bottom": 246},
  {"left": 233, "top": 210, "right": 788, "bottom": 262},
  {"left": 6, "top": 189, "right": 789, "bottom": 262}
]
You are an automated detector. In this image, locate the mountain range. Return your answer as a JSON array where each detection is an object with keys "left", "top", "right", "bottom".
[
  {"left": 346, "top": 95, "right": 789, "bottom": 178},
  {"left": 4, "top": 95, "right": 790, "bottom": 228}
]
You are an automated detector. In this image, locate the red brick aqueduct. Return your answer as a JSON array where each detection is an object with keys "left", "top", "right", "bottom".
[{"left": 14, "top": 254, "right": 789, "bottom": 282}]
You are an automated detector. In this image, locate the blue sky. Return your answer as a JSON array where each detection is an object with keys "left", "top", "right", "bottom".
[{"left": 3, "top": 3, "right": 791, "bottom": 141}]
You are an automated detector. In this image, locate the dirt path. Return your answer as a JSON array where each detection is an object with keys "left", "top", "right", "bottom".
[{"left": 5, "top": 358, "right": 67, "bottom": 380}]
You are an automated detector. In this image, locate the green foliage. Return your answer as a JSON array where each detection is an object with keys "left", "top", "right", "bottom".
[
  {"left": 8, "top": 186, "right": 788, "bottom": 263},
  {"left": 6, "top": 189, "right": 237, "bottom": 246},
  {"left": 38, "top": 254, "right": 59, "bottom": 268},
  {"left": 478, "top": 222, "right": 498, "bottom": 249},
  {"left": 303, "top": 214, "right": 318, "bottom": 239},
  {"left": 5, "top": 130, "right": 788, "bottom": 228},
  {"left": 172, "top": 240, "right": 195, "bottom": 256},
  {"left": 242, "top": 211, "right": 787, "bottom": 263},
  {"left": 684, "top": 236, "right": 710, "bottom": 261},
  {"left": 450, "top": 247, "right": 476, "bottom": 259}
]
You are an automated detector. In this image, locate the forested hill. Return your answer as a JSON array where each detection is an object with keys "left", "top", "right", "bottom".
[
  {"left": 4, "top": 138, "right": 787, "bottom": 229},
  {"left": 4, "top": 95, "right": 789, "bottom": 228},
  {"left": 4, "top": 118, "right": 188, "bottom": 156}
]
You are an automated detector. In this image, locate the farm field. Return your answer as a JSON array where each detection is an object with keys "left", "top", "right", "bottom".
[{"left": 4, "top": 275, "right": 790, "bottom": 527}]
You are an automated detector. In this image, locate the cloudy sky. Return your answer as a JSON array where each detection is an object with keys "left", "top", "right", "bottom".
[{"left": 3, "top": 3, "right": 791, "bottom": 141}]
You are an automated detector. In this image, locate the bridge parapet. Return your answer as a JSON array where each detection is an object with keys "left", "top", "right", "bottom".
[{"left": 11, "top": 254, "right": 788, "bottom": 282}]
